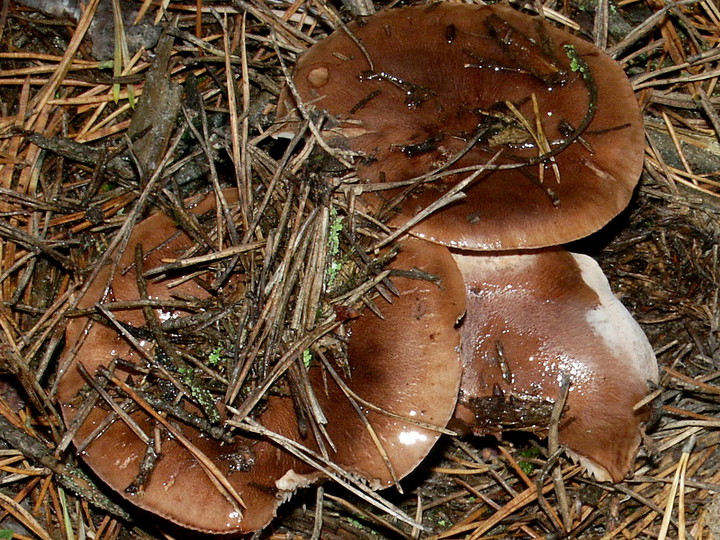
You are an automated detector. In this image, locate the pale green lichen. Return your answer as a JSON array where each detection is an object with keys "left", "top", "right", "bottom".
[
  {"left": 179, "top": 367, "right": 220, "bottom": 423},
  {"left": 302, "top": 349, "right": 313, "bottom": 368},
  {"left": 326, "top": 206, "right": 345, "bottom": 287}
]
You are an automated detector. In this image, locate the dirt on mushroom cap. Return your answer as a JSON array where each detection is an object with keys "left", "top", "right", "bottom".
[{"left": 287, "top": 3, "right": 645, "bottom": 250}]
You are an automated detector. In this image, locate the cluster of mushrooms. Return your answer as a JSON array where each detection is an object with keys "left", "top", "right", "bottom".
[{"left": 57, "top": 3, "right": 659, "bottom": 535}]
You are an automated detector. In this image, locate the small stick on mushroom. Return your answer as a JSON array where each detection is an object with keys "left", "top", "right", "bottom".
[
  {"left": 57, "top": 192, "right": 466, "bottom": 533},
  {"left": 453, "top": 248, "right": 659, "bottom": 483},
  {"left": 536, "top": 374, "right": 572, "bottom": 532}
]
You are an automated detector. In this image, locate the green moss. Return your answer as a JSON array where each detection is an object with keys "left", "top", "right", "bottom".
[
  {"left": 564, "top": 44, "right": 588, "bottom": 75},
  {"left": 325, "top": 206, "right": 345, "bottom": 287},
  {"left": 519, "top": 460, "right": 537, "bottom": 475},
  {"left": 302, "top": 349, "right": 312, "bottom": 368},
  {"left": 207, "top": 347, "right": 224, "bottom": 367},
  {"left": 180, "top": 369, "right": 220, "bottom": 423},
  {"left": 518, "top": 446, "right": 541, "bottom": 475}
]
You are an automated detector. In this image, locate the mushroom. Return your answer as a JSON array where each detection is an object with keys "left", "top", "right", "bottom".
[
  {"left": 57, "top": 192, "right": 465, "bottom": 533},
  {"left": 452, "top": 248, "right": 658, "bottom": 482},
  {"left": 285, "top": 3, "right": 656, "bottom": 481},
  {"left": 287, "top": 2, "right": 645, "bottom": 249}
]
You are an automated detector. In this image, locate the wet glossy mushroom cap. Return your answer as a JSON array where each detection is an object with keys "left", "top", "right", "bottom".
[
  {"left": 57, "top": 190, "right": 290, "bottom": 533},
  {"left": 57, "top": 193, "right": 465, "bottom": 534},
  {"left": 452, "top": 248, "right": 658, "bottom": 482},
  {"left": 307, "top": 236, "right": 465, "bottom": 489},
  {"left": 289, "top": 3, "right": 644, "bottom": 250}
]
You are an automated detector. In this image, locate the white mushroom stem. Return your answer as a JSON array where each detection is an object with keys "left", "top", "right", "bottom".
[{"left": 452, "top": 248, "right": 658, "bottom": 482}]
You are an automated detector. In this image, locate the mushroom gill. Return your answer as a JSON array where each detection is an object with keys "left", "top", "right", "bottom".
[{"left": 56, "top": 192, "right": 465, "bottom": 534}]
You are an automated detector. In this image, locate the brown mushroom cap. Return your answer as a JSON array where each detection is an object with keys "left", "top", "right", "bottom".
[
  {"left": 307, "top": 236, "right": 466, "bottom": 489},
  {"left": 57, "top": 193, "right": 465, "bottom": 534},
  {"left": 452, "top": 248, "right": 658, "bottom": 482},
  {"left": 289, "top": 3, "right": 644, "bottom": 250}
]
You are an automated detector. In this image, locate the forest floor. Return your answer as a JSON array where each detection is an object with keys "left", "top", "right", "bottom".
[{"left": 1, "top": 0, "right": 720, "bottom": 538}]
